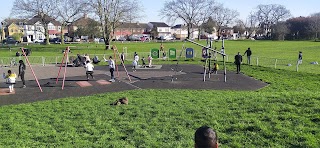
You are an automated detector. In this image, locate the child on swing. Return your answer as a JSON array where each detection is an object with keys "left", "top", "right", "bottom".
[{"left": 3, "top": 70, "right": 17, "bottom": 93}]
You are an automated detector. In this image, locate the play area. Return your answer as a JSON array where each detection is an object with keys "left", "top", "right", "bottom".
[
  {"left": 0, "top": 63, "right": 268, "bottom": 106},
  {"left": 0, "top": 40, "right": 268, "bottom": 106}
]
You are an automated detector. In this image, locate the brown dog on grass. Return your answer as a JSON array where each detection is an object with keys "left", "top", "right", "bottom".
[{"left": 110, "top": 97, "right": 129, "bottom": 105}]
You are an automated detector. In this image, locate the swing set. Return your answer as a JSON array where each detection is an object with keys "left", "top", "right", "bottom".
[{"left": 185, "top": 38, "right": 227, "bottom": 82}]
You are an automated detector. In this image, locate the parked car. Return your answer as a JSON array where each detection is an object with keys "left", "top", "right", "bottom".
[
  {"left": 4, "top": 37, "right": 19, "bottom": 44},
  {"left": 33, "top": 38, "right": 44, "bottom": 43},
  {"left": 158, "top": 36, "right": 175, "bottom": 40},
  {"left": 128, "top": 35, "right": 141, "bottom": 41},
  {"left": 74, "top": 38, "right": 81, "bottom": 42},
  {"left": 118, "top": 37, "right": 127, "bottom": 41}
]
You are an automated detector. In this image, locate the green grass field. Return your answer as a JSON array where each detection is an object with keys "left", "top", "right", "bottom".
[{"left": 0, "top": 40, "right": 320, "bottom": 147}]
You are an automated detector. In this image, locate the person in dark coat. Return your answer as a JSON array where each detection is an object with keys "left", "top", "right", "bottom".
[
  {"left": 243, "top": 47, "right": 252, "bottom": 65},
  {"left": 234, "top": 52, "right": 242, "bottom": 74},
  {"left": 18, "top": 60, "right": 26, "bottom": 88}
]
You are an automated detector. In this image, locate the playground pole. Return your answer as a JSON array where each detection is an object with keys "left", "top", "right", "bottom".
[
  {"left": 223, "top": 55, "right": 227, "bottom": 82},
  {"left": 62, "top": 48, "right": 68, "bottom": 90},
  {"left": 56, "top": 47, "right": 68, "bottom": 84},
  {"left": 114, "top": 45, "right": 131, "bottom": 82},
  {"left": 112, "top": 46, "right": 120, "bottom": 78},
  {"left": 185, "top": 39, "right": 227, "bottom": 82},
  {"left": 21, "top": 47, "right": 43, "bottom": 92}
]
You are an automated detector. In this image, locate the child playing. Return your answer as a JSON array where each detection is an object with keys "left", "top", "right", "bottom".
[
  {"left": 148, "top": 55, "right": 153, "bottom": 68},
  {"left": 141, "top": 57, "right": 146, "bottom": 68},
  {"left": 212, "top": 63, "right": 219, "bottom": 74},
  {"left": 84, "top": 61, "right": 94, "bottom": 80},
  {"left": 3, "top": 70, "right": 17, "bottom": 93}
]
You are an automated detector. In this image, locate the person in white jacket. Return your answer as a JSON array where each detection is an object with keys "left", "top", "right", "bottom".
[
  {"left": 3, "top": 70, "right": 17, "bottom": 93},
  {"left": 104, "top": 56, "right": 115, "bottom": 82},
  {"left": 84, "top": 61, "right": 94, "bottom": 80}
]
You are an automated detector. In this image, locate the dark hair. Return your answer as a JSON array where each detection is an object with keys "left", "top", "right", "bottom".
[
  {"left": 19, "top": 60, "right": 24, "bottom": 64},
  {"left": 195, "top": 126, "right": 218, "bottom": 148},
  {"left": 8, "top": 70, "right": 12, "bottom": 74},
  {"left": 109, "top": 56, "right": 112, "bottom": 59}
]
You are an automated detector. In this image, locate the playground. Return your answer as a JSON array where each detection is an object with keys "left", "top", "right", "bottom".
[{"left": 0, "top": 63, "right": 268, "bottom": 106}]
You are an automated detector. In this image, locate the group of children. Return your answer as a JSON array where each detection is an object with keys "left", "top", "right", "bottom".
[{"left": 132, "top": 52, "right": 154, "bottom": 71}]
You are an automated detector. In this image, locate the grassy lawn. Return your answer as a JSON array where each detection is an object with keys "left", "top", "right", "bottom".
[{"left": 0, "top": 40, "right": 320, "bottom": 147}]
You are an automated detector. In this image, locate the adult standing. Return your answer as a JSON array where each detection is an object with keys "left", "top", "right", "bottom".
[
  {"left": 234, "top": 52, "right": 242, "bottom": 74},
  {"left": 18, "top": 60, "right": 26, "bottom": 88},
  {"left": 243, "top": 47, "right": 252, "bottom": 65},
  {"left": 298, "top": 51, "right": 303, "bottom": 64},
  {"left": 104, "top": 56, "right": 115, "bottom": 82}
]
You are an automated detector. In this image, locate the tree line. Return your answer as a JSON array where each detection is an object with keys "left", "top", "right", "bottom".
[{"left": 9, "top": 0, "right": 320, "bottom": 49}]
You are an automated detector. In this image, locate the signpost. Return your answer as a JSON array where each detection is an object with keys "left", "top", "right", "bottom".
[{"left": 151, "top": 48, "right": 159, "bottom": 59}]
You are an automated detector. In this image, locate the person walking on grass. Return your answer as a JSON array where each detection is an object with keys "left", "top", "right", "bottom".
[
  {"left": 195, "top": 126, "right": 218, "bottom": 148},
  {"left": 104, "top": 56, "right": 115, "bottom": 82},
  {"left": 84, "top": 61, "right": 94, "bottom": 80},
  {"left": 3, "top": 70, "right": 17, "bottom": 93},
  {"left": 234, "top": 52, "right": 242, "bottom": 74},
  {"left": 243, "top": 47, "right": 252, "bottom": 65},
  {"left": 18, "top": 60, "right": 26, "bottom": 88}
]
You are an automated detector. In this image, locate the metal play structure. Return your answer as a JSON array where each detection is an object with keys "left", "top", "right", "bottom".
[
  {"left": 111, "top": 45, "right": 131, "bottom": 82},
  {"left": 21, "top": 47, "right": 43, "bottom": 92},
  {"left": 56, "top": 47, "right": 71, "bottom": 90},
  {"left": 185, "top": 38, "right": 227, "bottom": 82}
]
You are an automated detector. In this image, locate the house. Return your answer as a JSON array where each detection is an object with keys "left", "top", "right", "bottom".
[
  {"left": 68, "top": 14, "right": 99, "bottom": 39},
  {"left": 113, "top": 22, "right": 148, "bottom": 39},
  {"left": 220, "top": 27, "right": 234, "bottom": 39},
  {"left": 147, "top": 22, "right": 171, "bottom": 39},
  {"left": 171, "top": 24, "right": 199, "bottom": 40},
  {"left": 23, "top": 14, "right": 62, "bottom": 42},
  {"left": 1, "top": 19, "right": 25, "bottom": 41}
]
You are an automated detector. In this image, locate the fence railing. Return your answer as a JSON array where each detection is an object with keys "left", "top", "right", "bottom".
[{"left": 1, "top": 54, "right": 318, "bottom": 73}]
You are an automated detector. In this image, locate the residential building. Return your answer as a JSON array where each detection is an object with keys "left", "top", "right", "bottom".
[
  {"left": 68, "top": 14, "right": 98, "bottom": 38},
  {"left": 23, "top": 15, "right": 62, "bottom": 42},
  {"left": 147, "top": 22, "right": 171, "bottom": 39},
  {"left": 113, "top": 22, "right": 148, "bottom": 39},
  {"left": 171, "top": 24, "right": 199, "bottom": 40},
  {"left": 1, "top": 19, "right": 25, "bottom": 41}
]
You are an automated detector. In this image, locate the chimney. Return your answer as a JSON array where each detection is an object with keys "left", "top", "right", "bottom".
[{"left": 84, "top": 13, "right": 87, "bottom": 18}]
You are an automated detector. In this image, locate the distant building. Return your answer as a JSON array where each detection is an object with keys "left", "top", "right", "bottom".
[
  {"left": 68, "top": 14, "right": 98, "bottom": 38},
  {"left": 1, "top": 18, "right": 25, "bottom": 41},
  {"left": 113, "top": 22, "right": 148, "bottom": 39},
  {"left": 23, "top": 14, "right": 62, "bottom": 42},
  {"left": 147, "top": 22, "right": 171, "bottom": 39},
  {"left": 171, "top": 24, "right": 199, "bottom": 40}
]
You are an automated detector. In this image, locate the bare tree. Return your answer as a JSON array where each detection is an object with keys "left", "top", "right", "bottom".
[
  {"left": 253, "top": 4, "right": 291, "bottom": 38},
  {"left": 244, "top": 12, "right": 259, "bottom": 39},
  {"left": 255, "top": 4, "right": 291, "bottom": 23},
  {"left": 89, "top": 0, "right": 141, "bottom": 49},
  {"left": 160, "top": 0, "right": 217, "bottom": 39},
  {"left": 11, "top": 0, "right": 59, "bottom": 44},
  {"left": 56, "top": 0, "right": 88, "bottom": 44},
  {"left": 212, "top": 5, "right": 239, "bottom": 39},
  {"left": 308, "top": 12, "right": 320, "bottom": 40}
]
